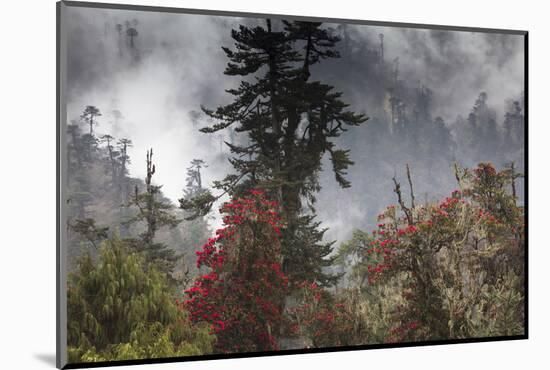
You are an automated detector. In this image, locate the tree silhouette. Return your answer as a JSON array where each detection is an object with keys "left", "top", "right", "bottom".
[
  {"left": 80, "top": 105, "right": 101, "bottom": 136},
  {"left": 185, "top": 159, "right": 206, "bottom": 196},
  {"left": 100, "top": 134, "right": 118, "bottom": 181},
  {"left": 117, "top": 138, "right": 132, "bottom": 178},
  {"left": 127, "top": 27, "right": 138, "bottom": 48}
]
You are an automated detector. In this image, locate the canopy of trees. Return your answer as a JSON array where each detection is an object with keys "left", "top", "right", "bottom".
[{"left": 63, "top": 14, "right": 525, "bottom": 365}]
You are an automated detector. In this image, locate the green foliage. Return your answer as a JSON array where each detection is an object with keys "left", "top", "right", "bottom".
[
  {"left": 67, "top": 238, "right": 214, "bottom": 363},
  {"left": 328, "top": 148, "right": 354, "bottom": 189},
  {"left": 179, "top": 190, "right": 216, "bottom": 221},
  {"left": 63, "top": 18, "right": 525, "bottom": 359},
  {"left": 281, "top": 214, "right": 341, "bottom": 288}
]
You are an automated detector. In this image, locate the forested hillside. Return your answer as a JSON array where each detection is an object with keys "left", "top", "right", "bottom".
[
  {"left": 64, "top": 10, "right": 525, "bottom": 364},
  {"left": 66, "top": 115, "right": 210, "bottom": 281}
]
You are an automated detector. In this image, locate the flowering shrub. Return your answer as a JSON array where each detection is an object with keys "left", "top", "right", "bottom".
[
  {"left": 180, "top": 164, "right": 523, "bottom": 351},
  {"left": 339, "top": 163, "right": 525, "bottom": 342},
  {"left": 182, "top": 190, "right": 289, "bottom": 353},
  {"left": 287, "top": 283, "right": 371, "bottom": 348}
]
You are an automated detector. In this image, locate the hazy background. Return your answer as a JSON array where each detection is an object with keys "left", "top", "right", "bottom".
[{"left": 65, "top": 6, "right": 525, "bottom": 245}]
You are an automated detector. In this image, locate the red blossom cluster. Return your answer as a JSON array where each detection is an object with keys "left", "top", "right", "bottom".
[
  {"left": 364, "top": 163, "right": 524, "bottom": 342},
  {"left": 182, "top": 190, "right": 288, "bottom": 353},
  {"left": 194, "top": 236, "right": 226, "bottom": 269},
  {"left": 287, "top": 282, "right": 355, "bottom": 347},
  {"left": 363, "top": 238, "right": 398, "bottom": 284},
  {"left": 474, "top": 162, "right": 497, "bottom": 178},
  {"left": 220, "top": 189, "right": 282, "bottom": 236},
  {"left": 477, "top": 208, "right": 500, "bottom": 225},
  {"left": 439, "top": 196, "right": 461, "bottom": 209},
  {"left": 406, "top": 225, "right": 419, "bottom": 234},
  {"left": 419, "top": 219, "right": 433, "bottom": 228},
  {"left": 387, "top": 321, "right": 421, "bottom": 343}
]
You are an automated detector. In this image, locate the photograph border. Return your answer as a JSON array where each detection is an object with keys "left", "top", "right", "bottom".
[{"left": 56, "top": 1, "right": 529, "bottom": 368}]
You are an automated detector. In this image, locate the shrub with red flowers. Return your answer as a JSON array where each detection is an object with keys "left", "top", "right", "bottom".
[
  {"left": 286, "top": 282, "right": 369, "bottom": 348},
  {"left": 182, "top": 190, "right": 289, "bottom": 353},
  {"left": 338, "top": 163, "right": 525, "bottom": 342}
]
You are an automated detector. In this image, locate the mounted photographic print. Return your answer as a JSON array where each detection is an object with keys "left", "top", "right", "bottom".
[{"left": 57, "top": 1, "right": 528, "bottom": 368}]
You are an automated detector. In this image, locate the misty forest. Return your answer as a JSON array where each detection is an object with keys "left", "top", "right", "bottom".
[{"left": 63, "top": 8, "right": 525, "bottom": 363}]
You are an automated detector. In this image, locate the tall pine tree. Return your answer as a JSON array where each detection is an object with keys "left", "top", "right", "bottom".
[{"left": 182, "top": 20, "right": 367, "bottom": 287}]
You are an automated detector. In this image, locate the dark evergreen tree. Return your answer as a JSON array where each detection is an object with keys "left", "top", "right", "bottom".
[
  {"left": 100, "top": 134, "right": 119, "bottom": 182},
  {"left": 77, "top": 106, "right": 101, "bottom": 163},
  {"left": 126, "top": 27, "right": 138, "bottom": 48},
  {"left": 80, "top": 105, "right": 102, "bottom": 136},
  {"left": 182, "top": 20, "right": 367, "bottom": 287},
  {"left": 429, "top": 116, "right": 454, "bottom": 161},
  {"left": 504, "top": 98, "right": 525, "bottom": 147},
  {"left": 116, "top": 138, "right": 133, "bottom": 201}
]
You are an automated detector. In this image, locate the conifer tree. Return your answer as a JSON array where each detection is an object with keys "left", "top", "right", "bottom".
[
  {"left": 126, "top": 27, "right": 138, "bottom": 48},
  {"left": 503, "top": 98, "right": 524, "bottom": 147},
  {"left": 80, "top": 105, "right": 102, "bottom": 136},
  {"left": 100, "top": 134, "right": 119, "bottom": 182},
  {"left": 116, "top": 139, "right": 132, "bottom": 174},
  {"left": 182, "top": 19, "right": 367, "bottom": 287},
  {"left": 184, "top": 159, "right": 206, "bottom": 198},
  {"left": 78, "top": 106, "right": 101, "bottom": 162},
  {"left": 116, "top": 138, "right": 133, "bottom": 201},
  {"left": 181, "top": 160, "right": 210, "bottom": 236},
  {"left": 125, "top": 149, "right": 181, "bottom": 274},
  {"left": 179, "top": 159, "right": 211, "bottom": 279}
]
